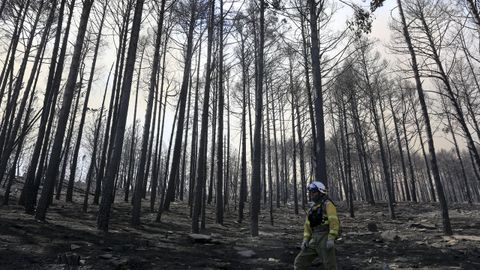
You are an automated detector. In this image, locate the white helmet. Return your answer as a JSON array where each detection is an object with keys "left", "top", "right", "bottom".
[{"left": 307, "top": 181, "right": 327, "bottom": 194}]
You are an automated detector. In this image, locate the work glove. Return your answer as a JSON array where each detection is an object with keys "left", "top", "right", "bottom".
[
  {"left": 301, "top": 239, "right": 310, "bottom": 250},
  {"left": 326, "top": 236, "right": 335, "bottom": 250}
]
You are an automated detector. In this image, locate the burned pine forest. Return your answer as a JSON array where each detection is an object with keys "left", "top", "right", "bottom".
[{"left": 0, "top": 0, "right": 479, "bottom": 269}]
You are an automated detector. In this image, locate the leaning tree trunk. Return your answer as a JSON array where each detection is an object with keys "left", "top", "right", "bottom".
[
  {"left": 389, "top": 95, "right": 411, "bottom": 201},
  {"left": 0, "top": 1, "right": 43, "bottom": 186},
  {"left": 35, "top": 0, "right": 95, "bottom": 221},
  {"left": 57, "top": 73, "right": 84, "bottom": 200},
  {"left": 163, "top": 1, "right": 197, "bottom": 212},
  {"left": 419, "top": 6, "right": 480, "bottom": 179},
  {"left": 83, "top": 64, "right": 112, "bottom": 212},
  {"left": 97, "top": 0, "right": 145, "bottom": 232},
  {"left": 65, "top": 2, "right": 107, "bottom": 202},
  {"left": 21, "top": 0, "right": 72, "bottom": 213},
  {"left": 94, "top": 2, "right": 132, "bottom": 204},
  {"left": 443, "top": 99, "right": 473, "bottom": 204},
  {"left": 397, "top": 0, "right": 452, "bottom": 235},
  {"left": 131, "top": 0, "right": 166, "bottom": 226},
  {"left": 367, "top": 91, "right": 395, "bottom": 217}
]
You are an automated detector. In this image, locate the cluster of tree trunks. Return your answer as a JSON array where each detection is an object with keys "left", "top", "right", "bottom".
[{"left": 0, "top": 0, "right": 479, "bottom": 238}]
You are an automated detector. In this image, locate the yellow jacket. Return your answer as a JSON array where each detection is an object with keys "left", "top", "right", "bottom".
[{"left": 303, "top": 200, "right": 339, "bottom": 240}]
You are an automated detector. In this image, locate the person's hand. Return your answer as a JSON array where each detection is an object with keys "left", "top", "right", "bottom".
[
  {"left": 326, "top": 236, "right": 335, "bottom": 250},
  {"left": 301, "top": 239, "right": 309, "bottom": 250}
]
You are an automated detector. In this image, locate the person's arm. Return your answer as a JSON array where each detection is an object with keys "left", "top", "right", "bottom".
[
  {"left": 303, "top": 216, "right": 312, "bottom": 240},
  {"left": 325, "top": 201, "right": 339, "bottom": 238}
]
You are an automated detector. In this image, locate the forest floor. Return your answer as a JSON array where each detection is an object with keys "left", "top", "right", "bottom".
[{"left": 1, "top": 181, "right": 480, "bottom": 269}]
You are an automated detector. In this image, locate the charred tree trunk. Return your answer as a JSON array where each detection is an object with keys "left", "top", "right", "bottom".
[
  {"left": 163, "top": 0, "right": 197, "bottom": 211},
  {"left": 35, "top": 0, "right": 95, "bottom": 221},
  {"left": 83, "top": 64, "right": 113, "bottom": 212},
  {"left": 66, "top": 2, "right": 107, "bottom": 202},
  {"left": 21, "top": 0, "right": 69, "bottom": 213},
  {"left": 389, "top": 95, "right": 410, "bottom": 201},
  {"left": 397, "top": 0, "right": 452, "bottom": 235},
  {"left": 250, "top": 0, "right": 265, "bottom": 237},
  {"left": 192, "top": 0, "right": 215, "bottom": 233},
  {"left": 132, "top": 0, "right": 166, "bottom": 226},
  {"left": 309, "top": 0, "right": 327, "bottom": 184},
  {"left": 215, "top": 0, "right": 225, "bottom": 224},
  {"left": 97, "top": 0, "right": 145, "bottom": 232}
]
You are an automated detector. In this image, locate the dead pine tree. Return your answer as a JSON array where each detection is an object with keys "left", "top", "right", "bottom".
[
  {"left": 34, "top": 0, "right": 95, "bottom": 221},
  {"left": 215, "top": 0, "right": 225, "bottom": 225},
  {"left": 65, "top": 0, "right": 108, "bottom": 203},
  {"left": 94, "top": 0, "right": 133, "bottom": 205},
  {"left": 131, "top": 0, "right": 167, "bottom": 227},
  {"left": 163, "top": 0, "right": 201, "bottom": 212},
  {"left": 97, "top": 0, "right": 145, "bottom": 232},
  {"left": 233, "top": 12, "right": 249, "bottom": 223},
  {"left": 390, "top": 0, "right": 452, "bottom": 234},
  {"left": 192, "top": 0, "right": 215, "bottom": 234},
  {"left": 20, "top": 0, "right": 70, "bottom": 213},
  {"left": 83, "top": 64, "right": 113, "bottom": 213},
  {"left": 250, "top": 0, "right": 265, "bottom": 237}
]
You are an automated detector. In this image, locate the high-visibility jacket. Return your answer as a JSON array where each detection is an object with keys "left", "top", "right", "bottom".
[{"left": 303, "top": 198, "right": 339, "bottom": 241}]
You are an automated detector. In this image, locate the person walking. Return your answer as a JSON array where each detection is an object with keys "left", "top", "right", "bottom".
[{"left": 294, "top": 181, "right": 339, "bottom": 270}]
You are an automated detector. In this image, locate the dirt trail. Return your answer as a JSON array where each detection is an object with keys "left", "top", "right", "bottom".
[{"left": 1, "top": 187, "right": 479, "bottom": 269}]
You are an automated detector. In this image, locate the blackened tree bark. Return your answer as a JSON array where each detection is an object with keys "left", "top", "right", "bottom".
[
  {"left": 57, "top": 72, "right": 84, "bottom": 200},
  {"left": 0, "top": 3, "right": 42, "bottom": 181},
  {"left": 66, "top": 1, "right": 107, "bottom": 202},
  {"left": 163, "top": 0, "right": 198, "bottom": 211},
  {"left": 349, "top": 85, "right": 375, "bottom": 205},
  {"left": 22, "top": 0, "right": 71, "bottom": 213},
  {"left": 300, "top": 12, "right": 317, "bottom": 157},
  {"left": 265, "top": 82, "right": 274, "bottom": 225},
  {"left": 94, "top": 0, "right": 132, "bottom": 204},
  {"left": 192, "top": 0, "right": 214, "bottom": 233},
  {"left": 97, "top": 0, "right": 145, "bottom": 232},
  {"left": 188, "top": 36, "right": 202, "bottom": 208},
  {"left": 125, "top": 54, "right": 141, "bottom": 203},
  {"left": 287, "top": 53, "right": 298, "bottom": 214},
  {"left": 357, "top": 41, "right": 395, "bottom": 219},
  {"left": 83, "top": 64, "right": 113, "bottom": 212},
  {"left": 207, "top": 87, "right": 217, "bottom": 204},
  {"left": 415, "top": 2, "right": 480, "bottom": 180},
  {"left": 3, "top": 35, "right": 47, "bottom": 205},
  {"left": 270, "top": 89, "right": 280, "bottom": 208},
  {"left": 236, "top": 15, "right": 248, "bottom": 222},
  {"left": 397, "top": 0, "right": 452, "bottom": 235},
  {"left": 216, "top": 0, "right": 225, "bottom": 225},
  {"left": 294, "top": 95, "right": 307, "bottom": 209},
  {"left": 0, "top": 0, "right": 53, "bottom": 183},
  {"left": 132, "top": 0, "right": 166, "bottom": 226},
  {"left": 443, "top": 98, "right": 473, "bottom": 204},
  {"left": 35, "top": 0, "right": 95, "bottom": 221},
  {"left": 156, "top": 93, "right": 179, "bottom": 222},
  {"left": 0, "top": 0, "right": 30, "bottom": 113},
  {"left": 389, "top": 95, "right": 410, "bottom": 201},
  {"left": 308, "top": 0, "right": 327, "bottom": 184},
  {"left": 250, "top": 0, "right": 265, "bottom": 237}
]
